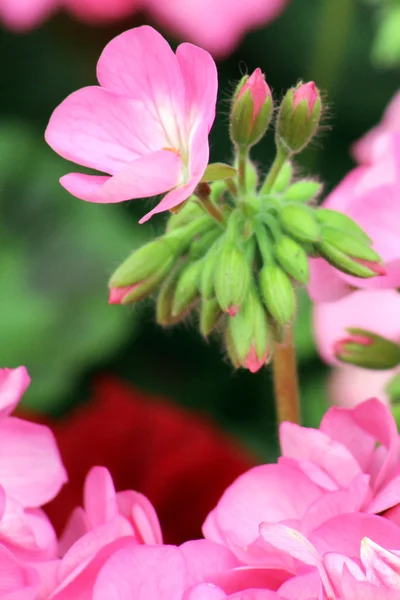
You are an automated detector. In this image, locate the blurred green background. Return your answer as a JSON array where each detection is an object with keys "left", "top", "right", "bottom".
[{"left": 1, "top": 0, "right": 399, "bottom": 459}]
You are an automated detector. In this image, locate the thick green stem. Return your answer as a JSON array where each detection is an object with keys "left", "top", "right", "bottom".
[
  {"left": 261, "top": 147, "right": 290, "bottom": 194},
  {"left": 237, "top": 147, "right": 248, "bottom": 195},
  {"left": 195, "top": 184, "right": 225, "bottom": 225},
  {"left": 272, "top": 326, "right": 301, "bottom": 424}
]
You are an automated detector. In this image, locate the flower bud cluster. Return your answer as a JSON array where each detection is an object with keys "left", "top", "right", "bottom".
[{"left": 108, "top": 73, "right": 384, "bottom": 374}]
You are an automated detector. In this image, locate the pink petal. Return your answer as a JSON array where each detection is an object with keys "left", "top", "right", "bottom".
[
  {"left": 116, "top": 490, "right": 163, "bottom": 545},
  {"left": 313, "top": 289, "right": 400, "bottom": 365},
  {"left": 301, "top": 474, "right": 371, "bottom": 536},
  {"left": 92, "top": 545, "right": 187, "bottom": 600},
  {"left": 0, "top": 545, "right": 37, "bottom": 593},
  {"left": 352, "top": 398, "right": 400, "bottom": 490},
  {"left": 84, "top": 467, "right": 118, "bottom": 529},
  {"left": 0, "top": 0, "right": 57, "bottom": 30},
  {"left": 59, "top": 507, "right": 90, "bottom": 557},
  {"left": 308, "top": 258, "right": 353, "bottom": 303},
  {"left": 309, "top": 513, "right": 400, "bottom": 557},
  {"left": 328, "top": 365, "right": 395, "bottom": 409},
  {"left": 175, "top": 43, "right": 218, "bottom": 131},
  {"left": 184, "top": 583, "right": 226, "bottom": 600},
  {"left": 280, "top": 422, "right": 362, "bottom": 488},
  {"left": 366, "top": 472, "right": 400, "bottom": 513},
  {"left": 96, "top": 26, "right": 186, "bottom": 144},
  {"left": 278, "top": 571, "right": 324, "bottom": 600},
  {"left": 203, "top": 464, "right": 323, "bottom": 549},
  {"left": 320, "top": 404, "right": 376, "bottom": 473},
  {"left": 341, "top": 567, "right": 400, "bottom": 600},
  {"left": 360, "top": 537, "right": 400, "bottom": 588},
  {"left": 0, "top": 367, "right": 30, "bottom": 418},
  {"left": 45, "top": 87, "right": 165, "bottom": 175},
  {"left": 0, "top": 418, "right": 67, "bottom": 507},
  {"left": 60, "top": 150, "right": 182, "bottom": 205},
  {"left": 180, "top": 539, "right": 239, "bottom": 585}
]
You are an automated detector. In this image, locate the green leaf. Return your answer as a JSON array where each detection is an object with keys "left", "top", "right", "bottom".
[{"left": 200, "top": 163, "right": 237, "bottom": 183}]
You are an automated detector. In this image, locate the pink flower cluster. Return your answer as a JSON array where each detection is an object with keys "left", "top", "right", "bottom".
[
  {"left": 0, "top": 0, "right": 288, "bottom": 57},
  {"left": 4, "top": 364, "right": 400, "bottom": 599},
  {"left": 310, "top": 90, "right": 400, "bottom": 407}
]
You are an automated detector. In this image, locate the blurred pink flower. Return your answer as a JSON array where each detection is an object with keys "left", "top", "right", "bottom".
[
  {"left": 308, "top": 135, "right": 400, "bottom": 303},
  {"left": 45, "top": 26, "right": 218, "bottom": 223},
  {"left": 204, "top": 398, "right": 400, "bottom": 565},
  {"left": 0, "top": 0, "right": 289, "bottom": 57},
  {"left": 353, "top": 90, "right": 400, "bottom": 165}
]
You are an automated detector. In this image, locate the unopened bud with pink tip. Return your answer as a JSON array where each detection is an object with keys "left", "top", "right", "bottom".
[
  {"left": 230, "top": 68, "right": 273, "bottom": 148},
  {"left": 225, "top": 286, "right": 272, "bottom": 373},
  {"left": 334, "top": 328, "right": 400, "bottom": 369},
  {"left": 277, "top": 81, "right": 321, "bottom": 154}
]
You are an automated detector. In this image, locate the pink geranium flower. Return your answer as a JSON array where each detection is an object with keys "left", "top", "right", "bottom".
[
  {"left": 45, "top": 26, "right": 218, "bottom": 223},
  {"left": 146, "top": 0, "right": 288, "bottom": 58},
  {"left": 353, "top": 90, "right": 400, "bottom": 165},
  {"left": 203, "top": 398, "right": 400, "bottom": 567},
  {"left": 0, "top": 367, "right": 67, "bottom": 560},
  {"left": 308, "top": 135, "right": 400, "bottom": 302}
]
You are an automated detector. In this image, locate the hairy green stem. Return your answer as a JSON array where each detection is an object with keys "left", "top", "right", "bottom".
[
  {"left": 272, "top": 326, "right": 301, "bottom": 424},
  {"left": 195, "top": 185, "right": 226, "bottom": 225},
  {"left": 261, "top": 147, "right": 289, "bottom": 194},
  {"left": 237, "top": 147, "right": 248, "bottom": 195}
]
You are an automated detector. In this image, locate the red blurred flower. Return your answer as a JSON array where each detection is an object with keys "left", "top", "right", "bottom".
[{"left": 27, "top": 376, "right": 254, "bottom": 545}]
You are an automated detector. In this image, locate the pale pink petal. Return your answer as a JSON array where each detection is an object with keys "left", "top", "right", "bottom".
[
  {"left": 0, "top": 367, "right": 30, "bottom": 418},
  {"left": 328, "top": 365, "right": 395, "bottom": 409},
  {"left": 308, "top": 258, "right": 353, "bottom": 303},
  {"left": 360, "top": 537, "right": 400, "bottom": 588},
  {"left": 366, "top": 472, "right": 400, "bottom": 513},
  {"left": 175, "top": 43, "right": 218, "bottom": 130},
  {"left": 60, "top": 151, "right": 182, "bottom": 204},
  {"left": 84, "top": 467, "right": 118, "bottom": 529},
  {"left": 116, "top": 490, "right": 162, "bottom": 545},
  {"left": 313, "top": 289, "right": 400, "bottom": 364},
  {"left": 258, "top": 523, "right": 334, "bottom": 597},
  {"left": 92, "top": 545, "right": 187, "bottom": 600},
  {"left": 0, "top": 418, "right": 67, "bottom": 507},
  {"left": 341, "top": 566, "right": 400, "bottom": 600},
  {"left": 139, "top": 123, "right": 210, "bottom": 223},
  {"left": 324, "top": 553, "right": 366, "bottom": 595},
  {"left": 184, "top": 583, "right": 226, "bottom": 600},
  {"left": 279, "top": 423, "right": 362, "bottom": 488},
  {"left": 45, "top": 87, "right": 165, "bottom": 175},
  {"left": 211, "top": 566, "right": 290, "bottom": 596},
  {"left": 0, "top": 545, "right": 37, "bottom": 594},
  {"left": 203, "top": 464, "right": 323, "bottom": 549},
  {"left": 228, "top": 592, "right": 279, "bottom": 600},
  {"left": 278, "top": 457, "right": 338, "bottom": 491},
  {"left": 96, "top": 26, "right": 186, "bottom": 145}
]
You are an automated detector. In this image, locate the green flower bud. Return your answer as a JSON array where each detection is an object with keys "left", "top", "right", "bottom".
[
  {"left": 201, "top": 242, "right": 221, "bottom": 300},
  {"left": 275, "top": 236, "right": 309, "bottom": 284},
  {"left": 172, "top": 260, "right": 203, "bottom": 317},
  {"left": 315, "top": 209, "right": 372, "bottom": 244},
  {"left": 200, "top": 297, "right": 222, "bottom": 337},
  {"left": 156, "top": 267, "right": 185, "bottom": 326},
  {"left": 276, "top": 82, "right": 321, "bottom": 154},
  {"left": 279, "top": 204, "right": 321, "bottom": 243},
  {"left": 320, "top": 226, "right": 381, "bottom": 262},
  {"left": 225, "top": 287, "right": 271, "bottom": 373},
  {"left": 334, "top": 328, "right": 400, "bottom": 370},
  {"left": 214, "top": 241, "right": 252, "bottom": 316},
  {"left": 284, "top": 180, "right": 322, "bottom": 203},
  {"left": 259, "top": 264, "right": 296, "bottom": 325},
  {"left": 270, "top": 161, "right": 292, "bottom": 193},
  {"left": 189, "top": 228, "right": 222, "bottom": 261},
  {"left": 109, "top": 236, "right": 180, "bottom": 288},
  {"left": 230, "top": 69, "right": 273, "bottom": 148},
  {"left": 317, "top": 241, "right": 382, "bottom": 278}
]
